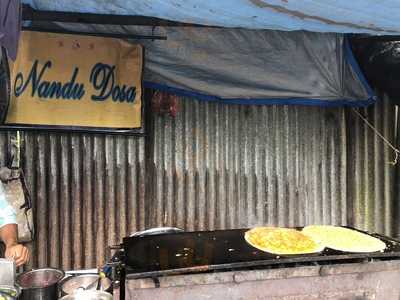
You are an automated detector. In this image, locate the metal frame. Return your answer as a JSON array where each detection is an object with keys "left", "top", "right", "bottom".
[
  {"left": 22, "top": 26, "right": 167, "bottom": 41},
  {"left": 22, "top": 4, "right": 210, "bottom": 27},
  {"left": 126, "top": 251, "right": 400, "bottom": 279}
]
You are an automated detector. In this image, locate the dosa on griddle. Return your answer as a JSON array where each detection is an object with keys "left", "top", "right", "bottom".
[
  {"left": 244, "top": 227, "right": 324, "bottom": 255},
  {"left": 302, "top": 225, "right": 386, "bottom": 253}
]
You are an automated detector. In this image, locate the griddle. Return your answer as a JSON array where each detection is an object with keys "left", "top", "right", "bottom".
[{"left": 122, "top": 227, "right": 400, "bottom": 279}]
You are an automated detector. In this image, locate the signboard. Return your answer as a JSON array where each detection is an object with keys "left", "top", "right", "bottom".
[{"left": 4, "top": 31, "right": 143, "bottom": 133}]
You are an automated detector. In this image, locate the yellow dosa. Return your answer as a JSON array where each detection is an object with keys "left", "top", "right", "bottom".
[
  {"left": 302, "top": 225, "right": 386, "bottom": 253},
  {"left": 244, "top": 227, "right": 324, "bottom": 255}
]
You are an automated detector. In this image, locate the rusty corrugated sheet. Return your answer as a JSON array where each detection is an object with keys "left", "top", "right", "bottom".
[
  {"left": 347, "top": 95, "right": 397, "bottom": 236},
  {"left": 148, "top": 95, "right": 397, "bottom": 235},
  {"left": 148, "top": 100, "right": 349, "bottom": 230},
  {"left": 9, "top": 133, "right": 146, "bottom": 270},
  {"left": 0, "top": 93, "right": 397, "bottom": 270}
]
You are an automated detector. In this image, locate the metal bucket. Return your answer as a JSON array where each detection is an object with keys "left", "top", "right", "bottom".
[
  {"left": 16, "top": 268, "right": 64, "bottom": 300},
  {"left": 59, "top": 290, "right": 112, "bottom": 300}
]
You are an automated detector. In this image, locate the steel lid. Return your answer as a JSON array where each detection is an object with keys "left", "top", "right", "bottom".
[
  {"left": 130, "top": 227, "right": 184, "bottom": 237},
  {"left": 60, "top": 275, "right": 112, "bottom": 294}
]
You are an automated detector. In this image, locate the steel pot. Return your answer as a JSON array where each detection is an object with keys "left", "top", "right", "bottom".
[
  {"left": 59, "top": 290, "right": 112, "bottom": 300},
  {"left": 60, "top": 274, "right": 112, "bottom": 296},
  {"left": 16, "top": 268, "right": 64, "bottom": 300}
]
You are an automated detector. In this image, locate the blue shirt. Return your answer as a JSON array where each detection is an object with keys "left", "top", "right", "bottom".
[{"left": 0, "top": 183, "right": 16, "bottom": 228}]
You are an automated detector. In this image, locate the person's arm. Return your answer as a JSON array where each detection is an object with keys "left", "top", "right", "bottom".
[
  {"left": 0, "top": 223, "right": 18, "bottom": 247},
  {"left": 0, "top": 183, "right": 29, "bottom": 266},
  {"left": 0, "top": 224, "right": 29, "bottom": 267}
]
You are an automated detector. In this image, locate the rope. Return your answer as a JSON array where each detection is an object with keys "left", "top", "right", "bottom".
[{"left": 352, "top": 108, "right": 400, "bottom": 166}]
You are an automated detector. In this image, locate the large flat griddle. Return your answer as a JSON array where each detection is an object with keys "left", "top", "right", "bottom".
[{"left": 123, "top": 227, "right": 400, "bottom": 279}]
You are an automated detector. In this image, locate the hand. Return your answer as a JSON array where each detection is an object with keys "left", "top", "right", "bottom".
[{"left": 5, "top": 244, "right": 30, "bottom": 267}]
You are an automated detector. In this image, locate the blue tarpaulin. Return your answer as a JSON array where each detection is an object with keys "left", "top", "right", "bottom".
[
  {"left": 20, "top": 1, "right": 382, "bottom": 106},
  {"left": 23, "top": 0, "right": 400, "bottom": 35},
  {"left": 55, "top": 23, "right": 375, "bottom": 106}
]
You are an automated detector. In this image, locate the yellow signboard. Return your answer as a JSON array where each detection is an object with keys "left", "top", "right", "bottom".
[{"left": 6, "top": 31, "right": 143, "bottom": 130}]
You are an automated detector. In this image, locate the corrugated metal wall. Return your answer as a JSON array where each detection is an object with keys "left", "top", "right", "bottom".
[
  {"left": 10, "top": 133, "right": 146, "bottom": 270},
  {"left": 148, "top": 95, "right": 397, "bottom": 236},
  {"left": 0, "top": 93, "right": 397, "bottom": 269},
  {"left": 148, "top": 101, "right": 349, "bottom": 231},
  {"left": 347, "top": 97, "right": 397, "bottom": 237}
]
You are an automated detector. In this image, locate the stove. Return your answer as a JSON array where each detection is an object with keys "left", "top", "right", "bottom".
[
  {"left": 122, "top": 227, "right": 400, "bottom": 278},
  {"left": 118, "top": 227, "right": 400, "bottom": 300}
]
